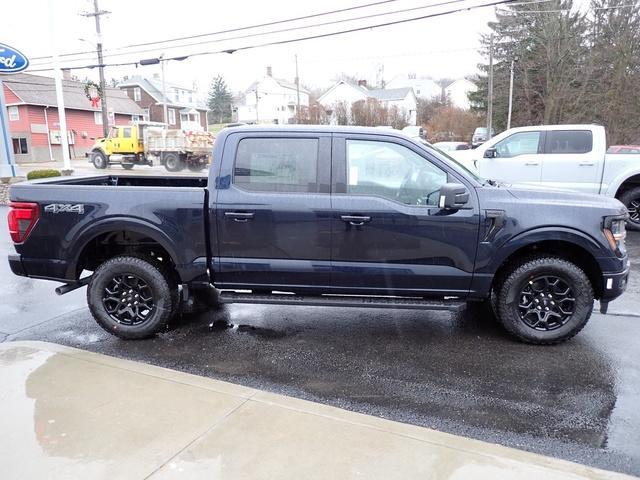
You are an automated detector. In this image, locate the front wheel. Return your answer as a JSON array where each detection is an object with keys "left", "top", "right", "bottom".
[
  {"left": 87, "top": 255, "right": 178, "bottom": 339},
  {"left": 122, "top": 163, "right": 134, "bottom": 170},
  {"left": 619, "top": 186, "right": 640, "bottom": 231},
  {"left": 91, "top": 151, "right": 108, "bottom": 169},
  {"left": 495, "top": 256, "right": 594, "bottom": 344}
]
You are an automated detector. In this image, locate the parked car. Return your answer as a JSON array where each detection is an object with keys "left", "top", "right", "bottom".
[
  {"left": 8, "top": 126, "right": 629, "bottom": 344},
  {"left": 471, "top": 127, "right": 495, "bottom": 147},
  {"left": 433, "top": 141, "right": 470, "bottom": 152},
  {"left": 607, "top": 145, "right": 640, "bottom": 154},
  {"left": 450, "top": 124, "right": 640, "bottom": 230}
]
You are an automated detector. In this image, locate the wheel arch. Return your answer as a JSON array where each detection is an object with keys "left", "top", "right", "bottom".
[
  {"left": 68, "top": 218, "right": 182, "bottom": 281},
  {"left": 612, "top": 172, "right": 640, "bottom": 198},
  {"left": 489, "top": 228, "right": 606, "bottom": 299}
]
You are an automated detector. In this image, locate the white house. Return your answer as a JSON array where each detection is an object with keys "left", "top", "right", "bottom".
[
  {"left": 317, "top": 81, "right": 417, "bottom": 125},
  {"left": 237, "top": 67, "right": 310, "bottom": 124},
  {"left": 386, "top": 74, "right": 442, "bottom": 100},
  {"left": 444, "top": 78, "right": 477, "bottom": 110}
]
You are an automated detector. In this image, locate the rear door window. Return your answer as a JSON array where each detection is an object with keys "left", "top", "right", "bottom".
[
  {"left": 545, "top": 130, "right": 593, "bottom": 154},
  {"left": 234, "top": 137, "right": 319, "bottom": 193}
]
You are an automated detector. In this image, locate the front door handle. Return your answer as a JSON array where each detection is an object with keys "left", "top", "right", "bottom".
[
  {"left": 524, "top": 161, "right": 539, "bottom": 166},
  {"left": 225, "top": 211, "right": 255, "bottom": 222},
  {"left": 341, "top": 215, "right": 371, "bottom": 226},
  {"left": 579, "top": 161, "right": 595, "bottom": 166}
]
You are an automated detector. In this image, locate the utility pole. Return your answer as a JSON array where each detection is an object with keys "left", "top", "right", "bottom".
[
  {"left": 160, "top": 54, "right": 168, "bottom": 125},
  {"left": 49, "top": 0, "right": 71, "bottom": 171},
  {"left": 486, "top": 34, "right": 494, "bottom": 140},
  {"left": 295, "top": 54, "right": 301, "bottom": 124},
  {"left": 82, "top": 0, "right": 110, "bottom": 136},
  {"left": 255, "top": 86, "right": 259, "bottom": 124},
  {"left": 507, "top": 59, "right": 515, "bottom": 130}
]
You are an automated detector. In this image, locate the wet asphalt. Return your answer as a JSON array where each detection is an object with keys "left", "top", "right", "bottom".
[{"left": 1, "top": 205, "right": 639, "bottom": 476}]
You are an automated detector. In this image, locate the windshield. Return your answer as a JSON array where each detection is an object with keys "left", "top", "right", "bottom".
[{"left": 416, "top": 139, "right": 485, "bottom": 184}]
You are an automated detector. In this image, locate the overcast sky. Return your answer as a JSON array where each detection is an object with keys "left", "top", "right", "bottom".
[{"left": 3, "top": 0, "right": 586, "bottom": 96}]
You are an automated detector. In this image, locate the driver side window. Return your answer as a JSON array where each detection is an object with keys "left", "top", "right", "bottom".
[
  {"left": 346, "top": 139, "right": 447, "bottom": 206},
  {"left": 494, "top": 131, "right": 541, "bottom": 158}
]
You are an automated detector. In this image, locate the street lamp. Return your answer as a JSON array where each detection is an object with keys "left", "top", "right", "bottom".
[{"left": 139, "top": 55, "right": 188, "bottom": 127}]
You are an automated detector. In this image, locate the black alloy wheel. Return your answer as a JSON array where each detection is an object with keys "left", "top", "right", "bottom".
[
  {"left": 102, "top": 274, "right": 155, "bottom": 326},
  {"left": 517, "top": 275, "right": 575, "bottom": 331}
]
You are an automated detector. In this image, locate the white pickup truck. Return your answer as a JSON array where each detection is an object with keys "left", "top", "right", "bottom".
[{"left": 450, "top": 124, "right": 640, "bottom": 229}]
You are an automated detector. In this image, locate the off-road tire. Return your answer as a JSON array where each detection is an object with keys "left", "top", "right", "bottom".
[
  {"left": 164, "top": 153, "right": 184, "bottom": 172},
  {"left": 91, "top": 151, "right": 108, "bottom": 169},
  {"left": 495, "top": 256, "right": 594, "bottom": 345},
  {"left": 87, "top": 255, "right": 179, "bottom": 339},
  {"left": 619, "top": 186, "right": 640, "bottom": 231}
]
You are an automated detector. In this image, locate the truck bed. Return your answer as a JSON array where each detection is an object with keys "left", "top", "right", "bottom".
[{"left": 14, "top": 174, "right": 208, "bottom": 189}]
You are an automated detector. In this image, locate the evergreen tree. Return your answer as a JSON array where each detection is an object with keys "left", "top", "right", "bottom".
[
  {"left": 584, "top": 0, "right": 640, "bottom": 143},
  {"left": 207, "top": 75, "right": 232, "bottom": 124},
  {"left": 469, "top": 0, "right": 589, "bottom": 131}
]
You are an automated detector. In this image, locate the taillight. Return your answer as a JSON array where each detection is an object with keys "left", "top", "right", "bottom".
[{"left": 8, "top": 202, "right": 39, "bottom": 243}]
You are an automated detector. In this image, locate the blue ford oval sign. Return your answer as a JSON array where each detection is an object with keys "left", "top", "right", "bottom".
[{"left": 0, "top": 43, "right": 29, "bottom": 74}]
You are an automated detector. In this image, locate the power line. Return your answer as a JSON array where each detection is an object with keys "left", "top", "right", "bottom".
[
  {"left": 30, "top": 0, "right": 521, "bottom": 72},
  {"left": 30, "top": 0, "right": 480, "bottom": 69},
  {"left": 30, "top": 0, "right": 402, "bottom": 62}
]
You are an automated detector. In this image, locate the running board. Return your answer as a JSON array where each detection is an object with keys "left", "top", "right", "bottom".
[{"left": 219, "top": 292, "right": 466, "bottom": 312}]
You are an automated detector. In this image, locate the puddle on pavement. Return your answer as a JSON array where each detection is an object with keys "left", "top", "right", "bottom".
[{"left": 208, "top": 320, "right": 287, "bottom": 339}]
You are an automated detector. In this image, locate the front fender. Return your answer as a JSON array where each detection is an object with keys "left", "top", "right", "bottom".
[{"left": 489, "top": 227, "right": 607, "bottom": 272}]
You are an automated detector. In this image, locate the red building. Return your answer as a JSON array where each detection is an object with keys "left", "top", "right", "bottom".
[{"left": 3, "top": 73, "right": 144, "bottom": 163}]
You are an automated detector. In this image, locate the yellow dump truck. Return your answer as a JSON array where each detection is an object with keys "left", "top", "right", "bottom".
[{"left": 88, "top": 122, "right": 214, "bottom": 172}]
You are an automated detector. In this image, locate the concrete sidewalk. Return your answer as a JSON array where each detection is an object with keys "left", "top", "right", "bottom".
[{"left": 0, "top": 341, "right": 633, "bottom": 480}]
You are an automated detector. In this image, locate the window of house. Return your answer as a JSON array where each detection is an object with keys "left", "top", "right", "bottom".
[
  {"left": 131, "top": 115, "right": 141, "bottom": 122},
  {"left": 180, "top": 113, "right": 188, "bottom": 123},
  {"left": 143, "top": 108, "right": 150, "bottom": 121},
  {"left": 12, "top": 137, "right": 28, "bottom": 155},
  {"left": 545, "top": 130, "right": 593, "bottom": 154},
  {"left": 234, "top": 138, "right": 319, "bottom": 193},
  {"left": 346, "top": 139, "right": 447, "bottom": 207},
  {"left": 8, "top": 106, "right": 19, "bottom": 121},
  {"left": 133, "top": 87, "right": 141, "bottom": 102},
  {"left": 493, "top": 131, "right": 541, "bottom": 158},
  {"left": 94, "top": 111, "right": 103, "bottom": 125},
  {"left": 168, "top": 108, "right": 176, "bottom": 125}
]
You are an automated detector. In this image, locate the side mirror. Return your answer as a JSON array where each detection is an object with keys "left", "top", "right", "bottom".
[
  {"left": 439, "top": 183, "right": 470, "bottom": 210},
  {"left": 483, "top": 147, "right": 497, "bottom": 158}
]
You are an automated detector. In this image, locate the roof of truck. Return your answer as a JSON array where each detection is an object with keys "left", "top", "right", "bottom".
[{"left": 220, "top": 124, "right": 414, "bottom": 138}]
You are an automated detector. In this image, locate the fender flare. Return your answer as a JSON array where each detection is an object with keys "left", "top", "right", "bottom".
[
  {"left": 487, "top": 226, "right": 606, "bottom": 274},
  {"left": 66, "top": 217, "right": 180, "bottom": 278}
]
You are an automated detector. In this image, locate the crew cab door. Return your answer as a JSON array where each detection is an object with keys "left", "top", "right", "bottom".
[
  {"left": 330, "top": 134, "right": 480, "bottom": 296},
  {"left": 539, "top": 129, "right": 603, "bottom": 194},
  {"left": 212, "top": 132, "right": 332, "bottom": 291},
  {"left": 477, "top": 130, "right": 543, "bottom": 184}
]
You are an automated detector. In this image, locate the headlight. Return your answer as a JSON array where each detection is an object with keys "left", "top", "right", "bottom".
[{"left": 603, "top": 216, "right": 627, "bottom": 255}]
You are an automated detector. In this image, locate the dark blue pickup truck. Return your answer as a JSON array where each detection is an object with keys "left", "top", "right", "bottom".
[{"left": 7, "top": 126, "right": 630, "bottom": 344}]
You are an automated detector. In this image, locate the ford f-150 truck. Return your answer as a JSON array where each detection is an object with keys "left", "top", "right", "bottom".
[
  {"left": 7, "top": 126, "right": 630, "bottom": 344},
  {"left": 450, "top": 124, "right": 640, "bottom": 230}
]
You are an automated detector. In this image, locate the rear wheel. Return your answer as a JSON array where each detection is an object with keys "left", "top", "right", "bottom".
[
  {"left": 619, "top": 186, "right": 640, "bottom": 231},
  {"left": 187, "top": 160, "right": 206, "bottom": 172},
  {"left": 164, "top": 153, "right": 184, "bottom": 172},
  {"left": 91, "top": 151, "right": 108, "bottom": 169},
  {"left": 495, "top": 256, "right": 593, "bottom": 344},
  {"left": 87, "top": 255, "right": 178, "bottom": 339}
]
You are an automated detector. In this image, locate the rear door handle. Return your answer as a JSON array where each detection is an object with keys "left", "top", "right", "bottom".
[
  {"left": 224, "top": 211, "right": 255, "bottom": 222},
  {"left": 524, "top": 161, "right": 539, "bottom": 166},
  {"left": 341, "top": 215, "right": 371, "bottom": 226}
]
